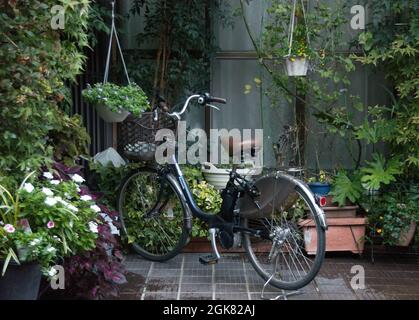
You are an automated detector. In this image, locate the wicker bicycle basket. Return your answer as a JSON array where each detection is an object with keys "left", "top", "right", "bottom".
[{"left": 118, "top": 111, "right": 177, "bottom": 162}]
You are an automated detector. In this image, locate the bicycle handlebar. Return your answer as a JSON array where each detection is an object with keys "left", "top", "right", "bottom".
[{"left": 167, "top": 93, "right": 227, "bottom": 120}]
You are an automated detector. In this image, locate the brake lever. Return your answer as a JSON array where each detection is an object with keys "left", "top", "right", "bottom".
[{"left": 206, "top": 104, "right": 220, "bottom": 111}]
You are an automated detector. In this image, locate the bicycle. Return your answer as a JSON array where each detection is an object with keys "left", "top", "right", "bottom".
[{"left": 117, "top": 93, "right": 327, "bottom": 291}]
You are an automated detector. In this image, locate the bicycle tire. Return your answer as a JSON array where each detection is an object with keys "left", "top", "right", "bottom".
[
  {"left": 117, "top": 167, "right": 190, "bottom": 262},
  {"left": 243, "top": 184, "right": 326, "bottom": 291}
]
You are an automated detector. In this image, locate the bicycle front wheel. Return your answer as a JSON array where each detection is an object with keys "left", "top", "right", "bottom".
[
  {"left": 117, "top": 168, "right": 189, "bottom": 261},
  {"left": 242, "top": 174, "right": 326, "bottom": 290}
]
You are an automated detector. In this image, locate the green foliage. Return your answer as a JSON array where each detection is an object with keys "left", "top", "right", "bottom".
[
  {"left": 0, "top": 171, "right": 99, "bottom": 276},
  {"left": 0, "top": 0, "right": 93, "bottom": 185},
  {"left": 243, "top": 0, "right": 357, "bottom": 110},
  {"left": 49, "top": 115, "right": 91, "bottom": 166},
  {"left": 127, "top": 0, "right": 233, "bottom": 103},
  {"left": 330, "top": 170, "right": 363, "bottom": 207},
  {"left": 360, "top": 153, "right": 402, "bottom": 190},
  {"left": 363, "top": 192, "right": 419, "bottom": 246},
  {"left": 82, "top": 82, "right": 151, "bottom": 117},
  {"left": 352, "top": 0, "right": 419, "bottom": 180}
]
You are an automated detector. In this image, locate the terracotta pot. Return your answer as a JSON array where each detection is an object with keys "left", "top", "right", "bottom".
[
  {"left": 300, "top": 217, "right": 367, "bottom": 254},
  {"left": 397, "top": 221, "right": 417, "bottom": 247}
]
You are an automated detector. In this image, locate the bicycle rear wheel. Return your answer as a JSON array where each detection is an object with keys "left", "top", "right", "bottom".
[
  {"left": 242, "top": 174, "right": 326, "bottom": 291},
  {"left": 117, "top": 168, "right": 189, "bottom": 261}
]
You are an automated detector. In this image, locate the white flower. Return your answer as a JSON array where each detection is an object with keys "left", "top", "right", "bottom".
[
  {"left": 90, "top": 205, "right": 101, "bottom": 213},
  {"left": 42, "top": 187, "right": 54, "bottom": 197},
  {"left": 66, "top": 204, "right": 79, "bottom": 212},
  {"left": 71, "top": 174, "right": 85, "bottom": 184},
  {"left": 46, "top": 246, "right": 56, "bottom": 253},
  {"left": 23, "top": 183, "right": 34, "bottom": 193},
  {"left": 50, "top": 180, "right": 60, "bottom": 185},
  {"left": 43, "top": 172, "right": 54, "bottom": 180},
  {"left": 48, "top": 267, "right": 58, "bottom": 277},
  {"left": 44, "top": 197, "right": 57, "bottom": 206},
  {"left": 80, "top": 195, "right": 92, "bottom": 201},
  {"left": 88, "top": 221, "right": 98, "bottom": 233},
  {"left": 109, "top": 224, "right": 120, "bottom": 236},
  {"left": 30, "top": 238, "right": 41, "bottom": 246}
]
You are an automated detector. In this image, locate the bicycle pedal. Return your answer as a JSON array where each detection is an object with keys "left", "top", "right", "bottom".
[{"left": 199, "top": 254, "right": 219, "bottom": 265}]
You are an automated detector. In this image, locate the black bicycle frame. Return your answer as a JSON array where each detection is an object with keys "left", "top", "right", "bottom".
[{"left": 165, "top": 154, "right": 260, "bottom": 238}]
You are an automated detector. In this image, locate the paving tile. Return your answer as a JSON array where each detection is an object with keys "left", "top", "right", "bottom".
[
  {"left": 143, "top": 292, "right": 178, "bottom": 300},
  {"left": 215, "top": 293, "right": 250, "bottom": 300},
  {"left": 216, "top": 283, "right": 248, "bottom": 293},
  {"left": 182, "top": 275, "right": 213, "bottom": 284},
  {"left": 180, "top": 292, "right": 213, "bottom": 300},
  {"left": 118, "top": 252, "right": 419, "bottom": 301},
  {"left": 180, "top": 283, "right": 213, "bottom": 293}
]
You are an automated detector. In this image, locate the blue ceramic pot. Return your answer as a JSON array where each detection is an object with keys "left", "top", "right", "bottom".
[{"left": 308, "top": 182, "right": 331, "bottom": 196}]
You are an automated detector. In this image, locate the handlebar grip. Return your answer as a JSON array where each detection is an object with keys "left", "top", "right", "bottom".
[{"left": 208, "top": 96, "right": 227, "bottom": 104}]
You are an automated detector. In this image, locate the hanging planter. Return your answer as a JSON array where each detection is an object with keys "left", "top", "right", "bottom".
[
  {"left": 82, "top": 83, "right": 150, "bottom": 123},
  {"left": 82, "top": 1, "right": 150, "bottom": 123},
  {"left": 285, "top": 56, "right": 309, "bottom": 76},
  {"left": 284, "top": 0, "right": 311, "bottom": 77}
]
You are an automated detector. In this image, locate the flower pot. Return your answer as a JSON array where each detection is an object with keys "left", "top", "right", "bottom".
[
  {"left": 0, "top": 261, "right": 42, "bottom": 300},
  {"left": 284, "top": 57, "right": 309, "bottom": 76},
  {"left": 300, "top": 217, "right": 367, "bottom": 254},
  {"left": 307, "top": 182, "right": 331, "bottom": 196},
  {"left": 201, "top": 162, "right": 263, "bottom": 190},
  {"left": 397, "top": 221, "right": 417, "bottom": 247},
  {"left": 95, "top": 104, "right": 130, "bottom": 123}
]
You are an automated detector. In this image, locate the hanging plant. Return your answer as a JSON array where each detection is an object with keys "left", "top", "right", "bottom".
[
  {"left": 284, "top": 0, "right": 312, "bottom": 77},
  {"left": 82, "top": 82, "right": 150, "bottom": 120},
  {"left": 82, "top": 1, "right": 150, "bottom": 122}
]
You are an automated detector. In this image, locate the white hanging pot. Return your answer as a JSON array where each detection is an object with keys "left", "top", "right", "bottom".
[
  {"left": 285, "top": 57, "right": 309, "bottom": 77},
  {"left": 95, "top": 104, "right": 130, "bottom": 123}
]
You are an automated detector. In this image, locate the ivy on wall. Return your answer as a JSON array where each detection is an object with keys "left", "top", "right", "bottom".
[{"left": 0, "top": 0, "right": 106, "bottom": 186}]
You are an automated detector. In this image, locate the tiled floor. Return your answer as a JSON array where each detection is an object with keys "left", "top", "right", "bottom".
[{"left": 118, "top": 251, "right": 419, "bottom": 300}]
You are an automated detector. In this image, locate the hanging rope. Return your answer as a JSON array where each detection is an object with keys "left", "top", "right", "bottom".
[
  {"left": 286, "top": 0, "right": 311, "bottom": 57},
  {"left": 103, "top": 1, "right": 131, "bottom": 85}
]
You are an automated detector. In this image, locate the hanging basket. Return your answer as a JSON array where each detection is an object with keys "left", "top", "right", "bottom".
[
  {"left": 95, "top": 104, "right": 130, "bottom": 123},
  {"left": 284, "top": 57, "right": 309, "bottom": 77}
]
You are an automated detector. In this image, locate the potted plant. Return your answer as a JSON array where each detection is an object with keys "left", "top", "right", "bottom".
[
  {"left": 307, "top": 170, "right": 332, "bottom": 196},
  {"left": 0, "top": 169, "right": 109, "bottom": 299},
  {"left": 283, "top": 3, "right": 311, "bottom": 77},
  {"left": 302, "top": 169, "right": 368, "bottom": 254},
  {"left": 82, "top": 82, "right": 150, "bottom": 123},
  {"left": 364, "top": 193, "right": 418, "bottom": 247}
]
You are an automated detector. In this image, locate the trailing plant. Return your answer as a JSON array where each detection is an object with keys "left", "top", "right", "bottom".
[{"left": 82, "top": 82, "right": 151, "bottom": 117}]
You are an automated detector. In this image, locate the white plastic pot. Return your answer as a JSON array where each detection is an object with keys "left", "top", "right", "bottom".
[
  {"left": 95, "top": 104, "right": 130, "bottom": 123},
  {"left": 284, "top": 57, "right": 309, "bottom": 77},
  {"left": 201, "top": 162, "right": 263, "bottom": 190}
]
